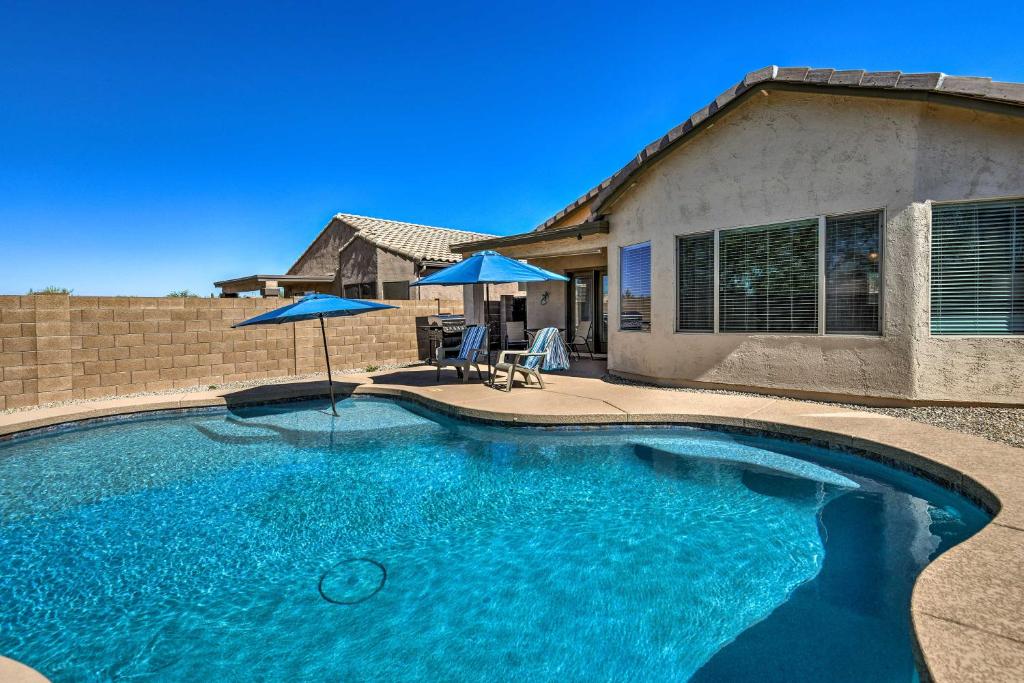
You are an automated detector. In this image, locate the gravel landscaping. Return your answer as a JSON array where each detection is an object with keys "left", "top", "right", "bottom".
[
  {"left": 604, "top": 374, "right": 1024, "bottom": 450},
  {"left": 853, "top": 404, "right": 1024, "bottom": 449}
]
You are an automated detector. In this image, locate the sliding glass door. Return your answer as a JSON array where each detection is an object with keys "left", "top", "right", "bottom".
[{"left": 566, "top": 270, "right": 607, "bottom": 354}]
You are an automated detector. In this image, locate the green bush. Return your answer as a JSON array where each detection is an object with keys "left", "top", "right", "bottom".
[{"left": 27, "top": 286, "right": 72, "bottom": 295}]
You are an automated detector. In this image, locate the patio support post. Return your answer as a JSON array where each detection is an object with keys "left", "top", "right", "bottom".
[{"left": 319, "top": 314, "right": 339, "bottom": 416}]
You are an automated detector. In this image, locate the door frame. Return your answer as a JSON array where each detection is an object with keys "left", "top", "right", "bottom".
[{"left": 565, "top": 269, "right": 607, "bottom": 354}]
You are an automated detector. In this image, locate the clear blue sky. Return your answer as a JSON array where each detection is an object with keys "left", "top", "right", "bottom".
[{"left": 2, "top": 1, "right": 1022, "bottom": 296}]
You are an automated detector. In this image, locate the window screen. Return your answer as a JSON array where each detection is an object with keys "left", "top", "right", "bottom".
[
  {"left": 825, "top": 211, "right": 882, "bottom": 334},
  {"left": 344, "top": 282, "right": 377, "bottom": 299},
  {"left": 620, "top": 242, "right": 651, "bottom": 331},
  {"left": 382, "top": 281, "right": 410, "bottom": 300},
  {"left": 931, "top": 199, "right": 1024, "bottom": 335},
  {"left": 677, "top": 233, "right": 714, "bottom": 332},
  {"left": 719, "top": 219, "right": 819, "bottom": 333}
]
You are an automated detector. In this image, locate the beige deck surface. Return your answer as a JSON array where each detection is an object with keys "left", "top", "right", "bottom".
[{"left": 2, "top": 361, "right": 1022, "bottom": 682}]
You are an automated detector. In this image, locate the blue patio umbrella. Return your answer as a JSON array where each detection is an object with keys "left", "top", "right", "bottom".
[
  {"left": 234, "top": 294, "right": 397, "bottom": 416},
  {"left": 410, "top": 250, "right": 568, "bottom": 377}
]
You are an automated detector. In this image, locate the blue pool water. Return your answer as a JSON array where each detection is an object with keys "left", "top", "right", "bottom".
[{"left": 0, "top": 398, "right": 989, "bottom": 681}]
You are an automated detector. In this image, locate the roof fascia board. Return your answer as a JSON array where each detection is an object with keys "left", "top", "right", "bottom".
[{"left": 450, "top": 220, "right": 610, "bottom": 253}]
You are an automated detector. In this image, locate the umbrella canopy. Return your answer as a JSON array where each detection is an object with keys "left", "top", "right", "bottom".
[
  {"left": 409, "top": 250, "right": 569, "bottom": 286},
  {"left": 233, "top": 293, "right": 396, "bottom": 327},
  {"left": 234, "top": 294, "right": 397, "bottom": 415}
]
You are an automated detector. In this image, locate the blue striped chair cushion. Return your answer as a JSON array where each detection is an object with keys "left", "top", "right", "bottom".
[
  {"left": 457, "top": 325, "right": 486, "bottom": 360},
  {"left": 521, "top": 327, "right": 555, "bottom": 369}
]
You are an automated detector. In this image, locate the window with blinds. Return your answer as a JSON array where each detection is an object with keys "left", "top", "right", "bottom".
[
  {"left": 676, "top": 232, "right": 714, "bottom": 332},
  {"left": 719, "top": 219, "right": 819, "bottom": 333},
  {"left": 825, "top": 211, "right": 882, "bottom": 334},
  {"left": 620, "top": 242, "right": 651, "bottom": 331},
  {"left": 931, "top": 199, "right": 1024, "bottom": 335}
]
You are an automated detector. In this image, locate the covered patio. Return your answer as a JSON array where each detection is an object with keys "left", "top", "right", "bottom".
[{"left": 452, "top": 221, "right": 610, "bottom": 358}]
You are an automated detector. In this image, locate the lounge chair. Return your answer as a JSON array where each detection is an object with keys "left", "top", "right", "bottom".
[
  {"left": 492, "top": 326, "right": 557, "bottom": 391},
  {"left": 436, "top": 324, "right": 488, "bottom": 382}
]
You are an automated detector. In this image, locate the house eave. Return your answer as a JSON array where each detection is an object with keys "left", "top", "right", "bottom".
[{"left": 450, "top": 221, "right": 610, "bottom": 254}]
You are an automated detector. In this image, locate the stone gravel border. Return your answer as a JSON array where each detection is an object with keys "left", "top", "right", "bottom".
[{"left": 603, "top": 374, "right": 1024, "bottom": 450}]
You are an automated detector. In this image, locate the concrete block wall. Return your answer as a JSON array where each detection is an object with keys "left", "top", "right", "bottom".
[{"left": 0, "top": 295, "right": 460, "bottom": 410}]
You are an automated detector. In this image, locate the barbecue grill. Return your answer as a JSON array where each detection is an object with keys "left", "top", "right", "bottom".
[{"left": 422, "top": 313, "right": 466, "bottom": 364}]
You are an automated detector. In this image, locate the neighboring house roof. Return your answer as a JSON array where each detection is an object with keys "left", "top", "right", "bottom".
[
  {"left": 288, "top": 213, "right": 497, "bottom": 274},
  {"left": 337, "top": 213, "right": 496, "bottom": 264},
  {"left": 534, "top": 65, "right": 1024, "bottom": 232}
]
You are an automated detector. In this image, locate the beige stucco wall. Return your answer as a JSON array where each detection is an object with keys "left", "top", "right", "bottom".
[
  {"left": 602, "top": 89, "right": 1024, "bottom": 404},
  {"left": 375, "top": 248, "right": 415, "bottom": 298},
  {"left": 376, "top": 253, "right": 469, "bottom": 302},
  {"left": 335, "top": 236, "right": 378, "bottom": 294},
  {"left": 524, "top": 281, "right": 566, "bottom": 330},
  {"left": 289, "top": 218, "right": 355, "bottom": 277}
]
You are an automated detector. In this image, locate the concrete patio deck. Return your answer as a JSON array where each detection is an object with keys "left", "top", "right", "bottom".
[{"left": 1, "top": 361, "right": 1023, "bottom": 681}]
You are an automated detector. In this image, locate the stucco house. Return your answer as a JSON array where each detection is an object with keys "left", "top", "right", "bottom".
[
  {"left": 454, "top": 66, "right": 1024, "bottom": 405},
  {"left": 216, "top": 213, "right": 510, "bottom": 301}
]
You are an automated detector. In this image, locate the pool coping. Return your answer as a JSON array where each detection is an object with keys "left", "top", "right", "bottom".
[{"left": 1, "top": 370, "right": 1022, "bottom": 682}]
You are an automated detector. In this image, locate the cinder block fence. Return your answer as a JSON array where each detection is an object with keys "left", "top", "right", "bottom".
[{"left": 0, "top": 295, "right": 460, "bottom": 410}]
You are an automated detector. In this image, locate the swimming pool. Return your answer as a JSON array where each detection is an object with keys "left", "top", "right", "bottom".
[{"left": 0, "top": 397, "right": 989, "bottom": 681}]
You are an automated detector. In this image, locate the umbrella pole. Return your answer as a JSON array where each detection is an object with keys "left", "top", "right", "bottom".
[
  {"left": 319, "top": 315, "right": 338, "bottom": 416},
  {"left": 485, "top": 283, "right": 492, "bottom": 382}
]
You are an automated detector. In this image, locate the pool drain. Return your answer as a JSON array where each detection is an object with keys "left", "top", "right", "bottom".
[{"left": 318, "top": 558, "right": 386, "bottom": 605}]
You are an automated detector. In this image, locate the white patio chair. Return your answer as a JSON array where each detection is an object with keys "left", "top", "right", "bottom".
[
  {"left": 436, "top": 324, "right": 488, "bottom": 383},
  {"left": 492, "top": 326, "right": 557, "bottom": 392}
]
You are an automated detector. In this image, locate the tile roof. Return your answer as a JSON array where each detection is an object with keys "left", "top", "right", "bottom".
[
  {"left": 535, "top": 65, "right": 1024, "bottom": 231},
  {"left": 335, "top": 213, "right": 496, "bottom": 263}
]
